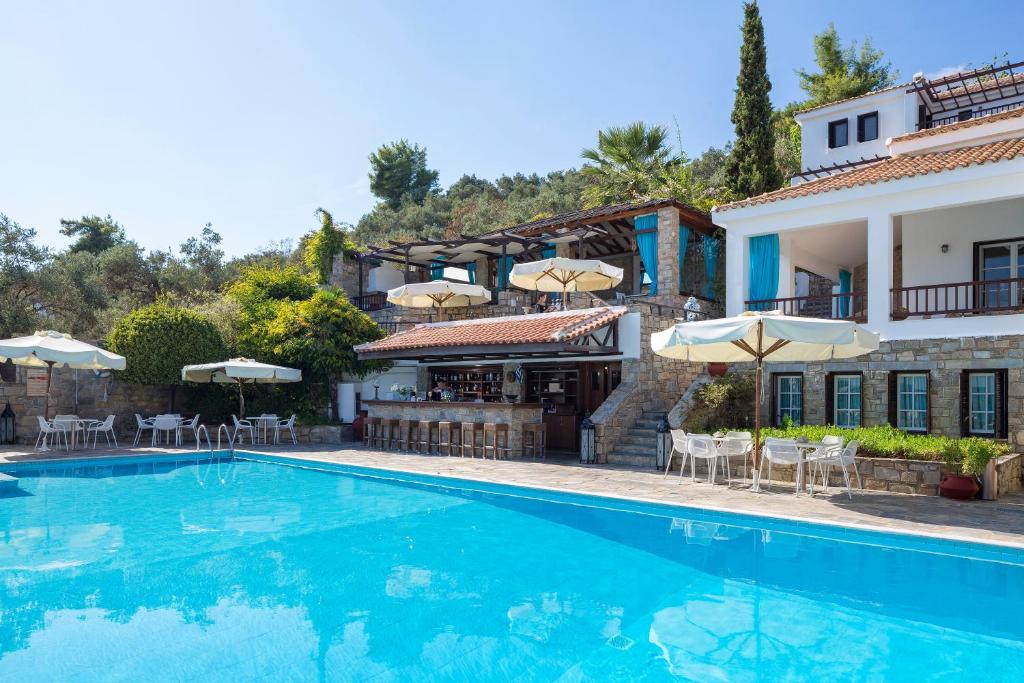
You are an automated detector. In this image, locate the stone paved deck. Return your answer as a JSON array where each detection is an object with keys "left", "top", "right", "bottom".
[{"left": 3, "top": 443, "right": 1024, "bottom": 549}]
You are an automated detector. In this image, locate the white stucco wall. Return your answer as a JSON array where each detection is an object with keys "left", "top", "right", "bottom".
[
  {"left": 796, "top": 90, "right": 915, "bottom": 174},
  {"left": 901, "top": 197, "right": 1024, "bottom": 287},
  {"left": 367, "top": 264, "right": 405, "bottom": 292},
  {"left": 715, "top": 156, "right": 1024, "bottom": 340}
]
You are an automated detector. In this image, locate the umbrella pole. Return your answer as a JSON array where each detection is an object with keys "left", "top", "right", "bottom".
[
  {"left": 44, "top": 361, "right": 54, "bottom": 421},
  {"left": 238, "top": 379, "right": 245, "bottom": 419},
  {"left": 752, "top": 320, "right": 765, "bottom": 491}
]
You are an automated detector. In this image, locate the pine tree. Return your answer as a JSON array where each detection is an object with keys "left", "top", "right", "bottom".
[{"left": 726, "top": 1, "right": 782, "bottom": 198}]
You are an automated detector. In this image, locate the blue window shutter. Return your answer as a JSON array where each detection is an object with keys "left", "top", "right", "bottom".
[
  {"left": 678, "top": 224, "right": 691, "bottom": 293},
  {"left": 702, "top": 234, "right": 719, "bottom": 300}
]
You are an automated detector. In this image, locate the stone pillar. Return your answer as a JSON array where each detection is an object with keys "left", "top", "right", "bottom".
[
  {"left": 474, "top": 256, "right": 490, "bottom": 287},
  {"left": 655, "top": 206, "right": 680, "bottom": 299},
  {"left": 866, "top": 212, "right": 893, "bottom": 332},
  {"left": 555, "top": 242, "right": 573, "bottom": 258}
]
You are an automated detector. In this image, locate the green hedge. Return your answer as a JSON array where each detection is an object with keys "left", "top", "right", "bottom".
[{"left": 755, "top": 424, "right": 1009, "bottom": 464}]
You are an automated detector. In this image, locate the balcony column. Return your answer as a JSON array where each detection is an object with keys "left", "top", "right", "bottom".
[
  {"left": 725, "top": 230, "right": 746, "bottom": 316},
  {"left": 866, "top": 211, "right": 893, "bottom": 329},
  {"left": 655, "top": 206, "right": 681, "bottom": 304}
]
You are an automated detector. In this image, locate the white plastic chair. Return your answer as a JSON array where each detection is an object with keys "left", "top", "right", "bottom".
[
  {"left": 151, "top": 415, "right": 180, "bottom": 446},
  {"left": 812, "top": 439, "right": 863, "bottom": 499},
  {"left": 758, "top": 438, "right": 803, "bottom": 493},
  {"left": 177, "top": 415, "right": 201, "bottom": 445},
  {"left": 685, "top": 434, "right": 730, "bottom": 484},
  {"left": 133, "top": 414, "right": 155, "bottom": 446},
  {"left": 273, "top": 415, "right": 297, "bottom": 445},
  {"left": 721, "top": 431, "right": 754, "bottom": 480},
  {"left": 35, "top": 416, "right": 69, "bottom": 451},
  {"left": 86, "top": 415, "right": 118, "bottom": 448},
  {"left": 664, "top": 429, "right": 688, "bottom": 477},
  {"left": 232, "top": 415, "right": 255, "bottom": 445}
]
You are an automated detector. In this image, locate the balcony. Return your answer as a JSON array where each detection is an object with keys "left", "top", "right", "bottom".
[
  {"left": 891, "top": 277, "right": 1024, "bottom": 319},
  {"left": 745, "top": 292, "right": 866, "bottom": 321}
]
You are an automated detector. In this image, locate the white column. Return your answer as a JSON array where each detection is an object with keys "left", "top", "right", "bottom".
[
  {"left": 866, "top": 211, "right": 893, "bottom": 331},
  {"left": 777, "top": 235, "right": 794, "bottom": 300},
  {"left": 725, "top": 229, "right": 746, "bottom": 316}
]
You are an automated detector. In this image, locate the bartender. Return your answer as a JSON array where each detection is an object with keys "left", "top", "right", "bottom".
[{"left": 430, "top": 379, "right": 450, "bottom": 401}]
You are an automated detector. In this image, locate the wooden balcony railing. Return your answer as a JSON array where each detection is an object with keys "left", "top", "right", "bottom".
[
  {"left": 891, "top": 277, "right": 1024, "bottom": 318},
  {"left": 745, "top": 292, "right": 865, "bottom": 321},
  {"left": 355, "top": 293, "right": 391, "bottom": 312}
]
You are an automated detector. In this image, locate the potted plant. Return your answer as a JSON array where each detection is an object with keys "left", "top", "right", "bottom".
[
  {"left": 939, "top": 439, "right": 995, "bottom": 500},
  {"left": 707, "top": 362, "right": 729, "bottom": 377}
]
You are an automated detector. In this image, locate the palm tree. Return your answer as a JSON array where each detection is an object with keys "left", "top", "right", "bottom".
[{"left": 580, "top": 122, "right": 677, "bottom": 208}]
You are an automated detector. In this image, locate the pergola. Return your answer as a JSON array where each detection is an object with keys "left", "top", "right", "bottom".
[
  {"left": 356, "top": 198, "right": 719, "bottom": 301},
  {"left": 912, "top": 59, "right": 1024, "bottom": 129}
]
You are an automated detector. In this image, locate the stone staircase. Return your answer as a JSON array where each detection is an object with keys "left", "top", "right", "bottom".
[{"left": 606, "top": 410, "right": 665, "bottom": 468}]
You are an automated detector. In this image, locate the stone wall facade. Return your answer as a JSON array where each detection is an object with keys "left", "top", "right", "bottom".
[
  {"left": 0, "top": 364, "right": 171, "bottom": 444},
  {"left": 763, "top": 334, "right": 1024, "bottom": 450}
]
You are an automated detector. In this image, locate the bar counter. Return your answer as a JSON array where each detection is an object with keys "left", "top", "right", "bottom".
[{"left": 363, "top": 400, "right": 543, "bottom": 456}]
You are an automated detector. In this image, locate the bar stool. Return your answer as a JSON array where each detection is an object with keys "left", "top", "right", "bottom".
[
  {"left": 416, "top": 420, "right": 439, "bottom": 454},
  {"left": 383, "top": 418, "right": 401, "bottom": 450},
  {"left": 364, "top": 416, "right": 381, "bottom": 447},
  {"left": 523, "top": 423, "right": 547, "bottom": 459},
  {"left": 460, "top": 422, "right": 483, "bottom": 458},
  {"left": 482, "top": 423, "right": 511, "bottom": 460},
  {"left": 397, "top": 419, "right": 415, "bottom": 451},
  {"left": 438, "top": 421, "right": 462, "bottom": 457}
]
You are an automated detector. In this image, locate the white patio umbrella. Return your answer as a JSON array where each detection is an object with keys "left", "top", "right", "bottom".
[
  {"left": 651, "top": 311, "right": 879, "bottom": 471},
  {"left": 181, "top": 358, "right": 301, "bottom": 418},
  {"left": 386, "top": 281, "right": 492, "bottom": 309},
  {"left": 509, "top": 257, "right": 623, "bottom": 308},
  {"left": 0, "top": 330, "right": 126, "bottom": 419}
]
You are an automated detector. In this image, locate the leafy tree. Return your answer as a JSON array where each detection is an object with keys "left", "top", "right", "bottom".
[
  {"left": 0, "top": 214, "right": 51, "bottom": 337},
  {"left": 106, "top": 302, "right": 227, "bottom": 409},
  {"left": 226, "top": 265, "right": 317, "bottom": 358},
  {"left": 59, "top": 214, "right": 126, "bottom": 254},
  {"left": 303, "top": 208, "right": 359, "bottom": 285},
  {"left": 797, "top": 24, "right": 898, "bottom": 107},
  {"left": 368, "top": 139, "right": 440, "bottom": 209},
  {"left": 270, "top": 289, "right": 388, "bottom": 415},
  {"left": 580, "top": 122, "right": 676, "bottom": 208},
  {"left": 725, "top": 1, "right": 782, "bottom": 198}
]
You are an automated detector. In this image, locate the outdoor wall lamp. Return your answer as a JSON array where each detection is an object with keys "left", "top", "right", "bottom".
[{"left": 941, "top": 244, "right": 949, "bottom": 253}]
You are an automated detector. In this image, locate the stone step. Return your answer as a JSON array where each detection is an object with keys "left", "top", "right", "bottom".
[
  {"left": 618, "top": 434, "right": 656, "bottom": 446},
  {"left": 633, "top": 421, "right": 664, "bottom": 430},
  {"left": 606, "top": 453, "right": 658, "bottom": 468},
  {"left": 627, "top": 426, "right": 658, "bottom": 436},
  {"left": 609, "top": 443, "right": 655, "bottom": 457}
]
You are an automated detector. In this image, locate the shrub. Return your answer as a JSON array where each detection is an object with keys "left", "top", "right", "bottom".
[
  {"left": 683, "top": 372, "right": 755, "bottom": 432},
  {"left": 754, "top": 423, "right": 1010, "bottom": 462}
]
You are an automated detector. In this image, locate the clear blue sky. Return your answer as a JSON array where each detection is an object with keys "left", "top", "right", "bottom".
[{"left": 2, "top": 0, "right": 1022, "bottom": 257}]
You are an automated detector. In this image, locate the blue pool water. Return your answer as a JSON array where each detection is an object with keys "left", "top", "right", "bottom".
[{"left": 1, "top": 454, "right": 1023, "bottom": 682}]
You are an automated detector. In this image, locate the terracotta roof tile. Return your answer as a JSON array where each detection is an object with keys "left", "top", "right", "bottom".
[
  {"left": 716, "top": 137, "right": 1024, "bottom": 212},
  {"left": 356, "top": 306, "right": 627, "bottom": 353},
  {"left": 793, "top": 82, "right": 913, "bottom": 115},
  {"left": 891, "top": 105, "right": 1024, "bottom": 142}
]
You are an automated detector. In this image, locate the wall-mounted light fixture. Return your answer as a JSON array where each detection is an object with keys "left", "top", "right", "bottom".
[{"left": 941, "top": 244, "right": 949, "bottom": 254}]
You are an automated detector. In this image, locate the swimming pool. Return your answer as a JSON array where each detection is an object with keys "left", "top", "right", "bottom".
[{"left": 1, "top": 452, "right": 1022, "bottom": 682}]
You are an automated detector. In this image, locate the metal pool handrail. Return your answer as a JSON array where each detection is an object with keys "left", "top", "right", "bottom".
[
  {"left": 195, "top": 424, "right": 212, "bottom": 453},
  {"left": 215, "top": 423, "right": 234, "bottom": 453}
]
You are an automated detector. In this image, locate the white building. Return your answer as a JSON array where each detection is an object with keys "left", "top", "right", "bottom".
[{"left": 713, "top": 60, "right": 1024, "bottom": 446}]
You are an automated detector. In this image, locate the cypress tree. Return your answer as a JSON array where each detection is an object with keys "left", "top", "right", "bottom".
[{"left": 726, "top": 1, "right": 782, "bottom": 198}]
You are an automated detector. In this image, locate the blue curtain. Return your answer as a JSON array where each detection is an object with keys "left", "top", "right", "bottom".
[
  {"left": 635, "top": 213, "right": 658, "bottom": 296},
  {"left": 466, "top": 262, "right": 476, "bottom": 284},
  {"left": 748, "top": 234, "right": 779, "bottom": 309},
  {"left": 430, "top": 256, "right": 445, "bottom": 280},
  {"left": 497, "top": 255, "right": 514, "bottom": 289},
  {"left": 702, "top": 234, "right": 719, "bottom": 300},
  {"left": 542, "top": 243, "right": 555, "bottom": 259},
  {"left": 838, "top": 269, "right": 852, "bottom": 317},
  {"left": 678, "top": 225, "right": 691, "bottom": 293}
]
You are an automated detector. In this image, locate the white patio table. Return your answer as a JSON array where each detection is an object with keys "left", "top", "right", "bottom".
[
  {"left": 791, "top": 441, "right": 829, "bottom": 494},
  {"left": 252, "top": 415, "right": 278, "bottom": 444},
  {"left": 53, "top": 417, "right": 101, "bottom": 450}
]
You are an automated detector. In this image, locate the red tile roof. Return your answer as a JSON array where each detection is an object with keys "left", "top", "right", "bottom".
[
  {"left": 716, "top": 137, "right": 1024, "bottom": 212},
  {"left": 793, "top": 82, "right": 912, "bottom": 115},
  {"left": 356, "top": 307, "right": 627, "bottom": 353},
  {"left": 891, "top": 105, "right": 1024, "bottom": 143}
]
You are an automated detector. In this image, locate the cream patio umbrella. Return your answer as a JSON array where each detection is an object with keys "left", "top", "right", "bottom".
[
  {"left": 0, "top": 330, "right": 126, "bottom": 419},
  {"left": 509, "top": 257, "right": 623, "bottom": 308},
  {"left": 181, "top": 358, "right": 301, "bottom": 418},
  {"left": 651, "top": 311, "right": 879, "bottom": 473},
  {"left": 386, "top": 281, "right": 492, "bottom": 320}
]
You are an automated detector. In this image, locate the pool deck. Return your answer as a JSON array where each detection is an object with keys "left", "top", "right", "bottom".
[{"left": 4, "top": 443, "right": 1024, "bottom": 549}]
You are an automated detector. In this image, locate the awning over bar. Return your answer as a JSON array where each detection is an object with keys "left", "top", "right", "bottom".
[{"left": 355, "top": 307, "right": 626, "bottom": 362}]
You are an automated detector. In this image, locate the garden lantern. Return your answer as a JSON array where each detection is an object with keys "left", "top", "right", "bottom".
[
  {"left": 656, "top": 417, "right": 672, "bottom": 469},
  {"left": 579, "top": 415, "right": 596, "bottom": 464},
  {"left": 0, "top": 402, "right": 14, "bottom": 444}
]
